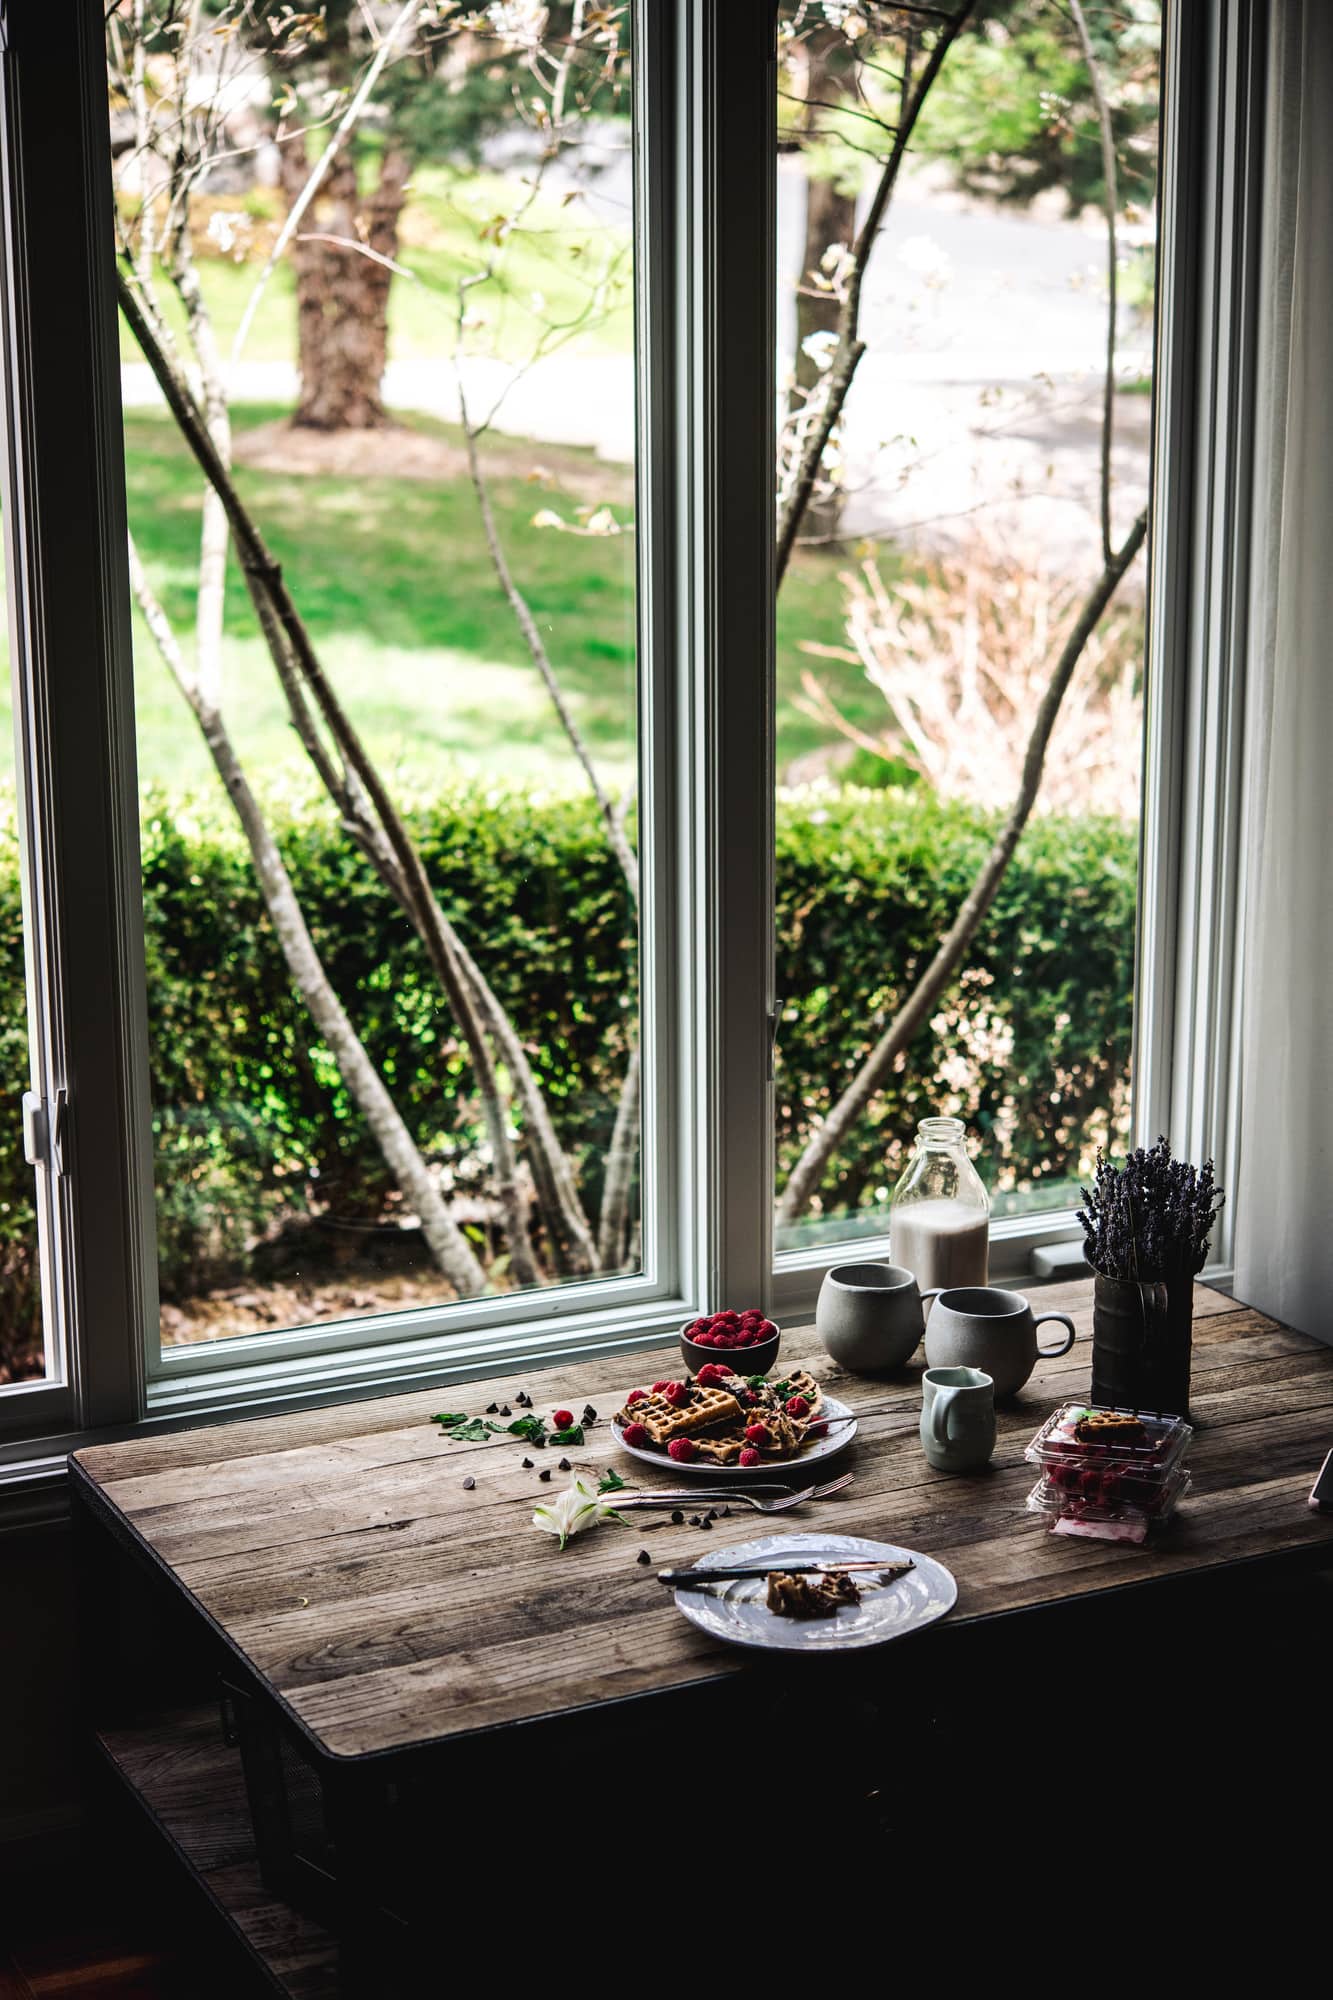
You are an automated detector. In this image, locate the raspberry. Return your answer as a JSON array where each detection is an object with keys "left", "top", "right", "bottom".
[
  {"left": 716, "top": 1310, "right": 741, "bottom": 1327},
  {"left": 651, "top": 1380, "right": 671, "bottom": 1393},
  {"left": 744, "top": 1422, "right": 769, "bottom": 1445},
  {"left": 622, "top": 1422, "right": 651, "bottom": 1447},
  {"left": 696, "top": 1363, "right": 731, "bottom": 1386},
  {"left": 667, "top": 1437, "right": 697, "bottom": 1463},
  {"left": 737, "top": 1328, "right": 758, "bottom": 1346},
  {"left": 688, "top": 1330, "right": 711, "bottom": 1347},
  {"left": 683, "top": 1319, "right": 704, "bottom": 1337},
  {"left": 553, "top": 1409, "right": 574, "bottom": 1429},
  {"left": 626, "top": 1388, "right": 647, "bottom": 1404},
  {"left": 742, "top": 1390, "right": 759, "bottom": 1404},
  {"left": 785, "top": 1395, "right": 810, "bottom": 1418},
  {"left": 738, "top": 1448, "right": 761, "bottom": 1467},
  {"left": 759, "top": 1320, "right": 778, "bottom": 1340},
  {"left": 806, "top": 1420, "right": 828, "bottom": 1438},
  {"left": 663, "top": 1381, "right": 688, "bottom": 1406}
]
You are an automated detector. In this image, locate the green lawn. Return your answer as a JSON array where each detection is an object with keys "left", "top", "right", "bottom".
[{"left": 0, "top": 403, "right": 884, "bottom": 797}]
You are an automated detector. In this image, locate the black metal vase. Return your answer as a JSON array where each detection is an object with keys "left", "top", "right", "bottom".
[{"left": 1090, "top": 1274, "right": 1193, "bottom": 1417}]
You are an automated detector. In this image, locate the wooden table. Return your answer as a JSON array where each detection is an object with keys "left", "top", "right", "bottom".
[{"left": 70, "top": 1280, "right": 1333, "bottom": 1989}]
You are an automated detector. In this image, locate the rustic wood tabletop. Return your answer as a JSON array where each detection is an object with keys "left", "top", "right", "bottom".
[{"left": 73, "top": 1280, "right": 1333, "bottom": 1764}]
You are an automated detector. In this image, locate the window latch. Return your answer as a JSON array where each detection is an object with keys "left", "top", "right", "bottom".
[
  {"left": 766, "top": 1002, "right": 783, "bottom": 1082},
  {"left": 22, "top": 1086, "right": 69, "bottom": 1176}
]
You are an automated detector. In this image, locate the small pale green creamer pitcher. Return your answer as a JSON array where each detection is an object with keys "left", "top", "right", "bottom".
[{"left": 920, "top": 1365, "right": 996, "bottom": 1472}]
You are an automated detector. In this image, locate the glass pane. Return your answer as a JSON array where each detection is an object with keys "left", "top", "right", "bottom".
[
  {"left": 108, "top": 6, "right": 641, "bottom": 1350},
  {"left": 0, "top": 787, "right": 44, "bottom": 1385},
  {"left": 774, "top": 1, "right": 1159, "bottom": 1251}
]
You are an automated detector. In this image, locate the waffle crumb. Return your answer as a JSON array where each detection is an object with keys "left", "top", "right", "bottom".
[{"left": 765, "top": 1570, "right": 862, "bottom": 1620}]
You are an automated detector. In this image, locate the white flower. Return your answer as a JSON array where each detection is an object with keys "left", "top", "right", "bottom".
[
  {"left": 532, "top": 1474, "right": 619, "bottom": 1550},
  {"left": 801, "top": 329, "right": 839, "bottom": 373}
]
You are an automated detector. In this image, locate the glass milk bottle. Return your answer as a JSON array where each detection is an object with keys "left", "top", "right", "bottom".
[{"left": 889, "top": 1116, "right": 990, "bottom": 1291}]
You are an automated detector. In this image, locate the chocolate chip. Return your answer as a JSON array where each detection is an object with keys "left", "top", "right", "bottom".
[
  {"left": 636, "top": 1549, "right": 651, "bottom": 1565},
  {"left": 485, "top": 1403, "right": 499, "bottom": 1414},
  {"left": 521, "top": 1457, "right": 534, "bottom": 1469},
  {"left": 538, "top": 1467, "right": 552, "bottom": 1482},
  {"left": 517, "top": 1391, "right": 532, "bottom": 1407},
  {"left": 699, "top": 1516, "right": 713, "bottom": 1529},
  {"left": 689, "top": 1515, "right": 702, "bottom": 1526},
  {"left": 671, "top": 1509, "right": 684, "bottom": 1524},
  {"left": 583, "top": 1405, "right": 597, "bottom": 1421},
  {"left": 722, "top": 1506, "right": 731, "bottom": 1517},
  {"left": 462, "top": 1476, "right": 475, "bottom": 1490},
  {"left": 558, "top": 1458, "right": 571, "bottom": 1472},
  {"left": 499, "top": 1404, "right": 511, "bottom": 1416},
  {"left": 706, "top": 1508, "right": 719, "bottom": 1520}
]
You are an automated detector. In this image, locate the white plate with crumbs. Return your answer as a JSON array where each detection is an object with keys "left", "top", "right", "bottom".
[{"left": 671, "top": 1531, "right": 957, "bottom": 1653}]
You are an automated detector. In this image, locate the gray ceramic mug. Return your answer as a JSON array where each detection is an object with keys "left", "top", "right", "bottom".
[
  {"left": 924, "top": 1284, "right": 1075, "bottom": 1399},
  {"left": 816, "top": 1262, "right": 938, "bottom": 1373}
]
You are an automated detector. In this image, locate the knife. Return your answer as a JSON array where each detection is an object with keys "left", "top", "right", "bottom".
[{"left": 659, "top": 1557, "right": 915, "bottom": 1587}]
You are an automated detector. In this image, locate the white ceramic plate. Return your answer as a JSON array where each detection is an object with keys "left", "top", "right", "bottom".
[
  {"left": 611, "top": 1392, "right": 856, "bottom": 1480},
  {"left": 673, "top": 1532, "right": 957, "bottom": 1653}
]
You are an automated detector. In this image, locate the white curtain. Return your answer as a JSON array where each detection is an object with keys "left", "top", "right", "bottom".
[{"left": 1233, "top": 0, "right": 1333, "bottom": 1338}]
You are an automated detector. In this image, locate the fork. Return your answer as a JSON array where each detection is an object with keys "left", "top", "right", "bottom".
[{"left": 611, "top": 1472, "right": 854, "bottom": 1514}]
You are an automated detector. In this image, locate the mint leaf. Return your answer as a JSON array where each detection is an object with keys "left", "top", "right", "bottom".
[
  {"left": 431, "top": 1411, "right": 469, "bottom": 1428},
  {"left": 597, "top": 1467, "right": 626, "bottom": 1495},
  {"left": 442, "top": 1417, "right": 492, "bottom": 1443},
  {"left": 506, "top": 1414, "right": 548, "bottom": 1444},
  {"left": 745, "top": 1375, "right": 767, "bottom": 1390},
  {"left": 551, "top": 1424, "right": 585, "bottom": 1447}
]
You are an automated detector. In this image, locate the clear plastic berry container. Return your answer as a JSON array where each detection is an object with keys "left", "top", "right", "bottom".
[
  {"left": 1025, "top": 1401, "right": 1192, "bottom": 1517},
  {"left": 1026, "top": 1463, "right": 1191, "bottom": 1543}
]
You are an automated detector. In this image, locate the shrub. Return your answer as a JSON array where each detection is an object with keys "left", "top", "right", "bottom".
[{"left": 0, "top": 781, "right": 1135, "bottom": 1374}]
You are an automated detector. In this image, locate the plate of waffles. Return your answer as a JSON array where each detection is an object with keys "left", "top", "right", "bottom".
[
  {"left": 672, "top": 1532, "right": 957, "bottom": 1653},
  {"left": 611, "top": 1364, "right": 856, "bottom": 1477}
]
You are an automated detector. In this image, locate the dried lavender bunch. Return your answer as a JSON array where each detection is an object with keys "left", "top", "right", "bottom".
[{"left": 1078, "top": 1136, "right": 1225, "bottom": 1282}]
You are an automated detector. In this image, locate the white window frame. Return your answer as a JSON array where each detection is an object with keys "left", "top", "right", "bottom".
[
  {"left": 0, "top": 0, "right": 1264, "bottom": 1481},
  {"left": 773, "top": 0, "right": 1265, "bottom": 1321}
]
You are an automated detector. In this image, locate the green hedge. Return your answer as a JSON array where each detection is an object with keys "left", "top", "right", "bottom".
[{"left": 0, "top": 783, "right": 1136, "bottom": 1373}]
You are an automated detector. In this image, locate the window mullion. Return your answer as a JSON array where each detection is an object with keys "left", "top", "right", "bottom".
[{"left": 676, "top": 0, "right": 778, "bottom": 1318}]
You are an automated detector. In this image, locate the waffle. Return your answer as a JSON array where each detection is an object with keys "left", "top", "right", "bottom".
[
  {"left": 692, "top": 1433, "right": 745, "bottom": 1464},
  {"left": 615, "top": 1366, "right": 835, "bottom": 1465},
  {"left": 619, "top": 1382, "right": 742, "bottom": 1445},
  {"left": 766, "top": 1570, "right": 861, "bottom": 1619}
]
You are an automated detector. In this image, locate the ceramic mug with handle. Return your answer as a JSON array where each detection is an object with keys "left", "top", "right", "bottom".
[
  {"left": 920, "top": 1365, "right": 996, "bottom": 1472},
  {"left": 924, "top": 1285, "right": 1076, "bottom": 1399}
]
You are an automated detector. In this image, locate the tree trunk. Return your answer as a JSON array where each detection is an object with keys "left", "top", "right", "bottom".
[
  {"left": 278, "top": 141, "right": 411, "bottom": 431},
  {"left": 789, "top": 28, "right": 858, "bottom": 543},
  {"left": 794, "top": 173, "right": 857, "bottom": 407}
]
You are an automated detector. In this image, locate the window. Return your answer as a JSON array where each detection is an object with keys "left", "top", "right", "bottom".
[
  {"left": 0, "top": 1, "right": 1254, "bottom": 1461},
  {"left": 108, "top": 5, "right": 647, "bottom": 1380},
  {"left": 772, "top": 1, "right": 1160, "bottom": 1280}
]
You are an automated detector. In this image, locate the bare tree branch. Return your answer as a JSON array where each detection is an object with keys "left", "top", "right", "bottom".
[
  {"left": 119, "top": 267, "right": 547, "bottom": 1292},
  {"left": 776, "top": 7, "right": 1146, "bottom": 1227},
  {"left": 775, "top": 0, "right": 978, "bottom": 583},
  {"left": 126, "top": 530, "right": 489, "bottom": 1297},
  {"left": 776, "top": 505, "right": 1147, "bottom": 1224},
  {"left": 1070, "top": 0, "right": 1120, "bottom": 567}
]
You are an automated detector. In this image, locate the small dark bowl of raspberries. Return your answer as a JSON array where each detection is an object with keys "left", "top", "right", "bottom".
[{"left": 680, "top": 1307, "right": 780, "bottom": 1378}]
